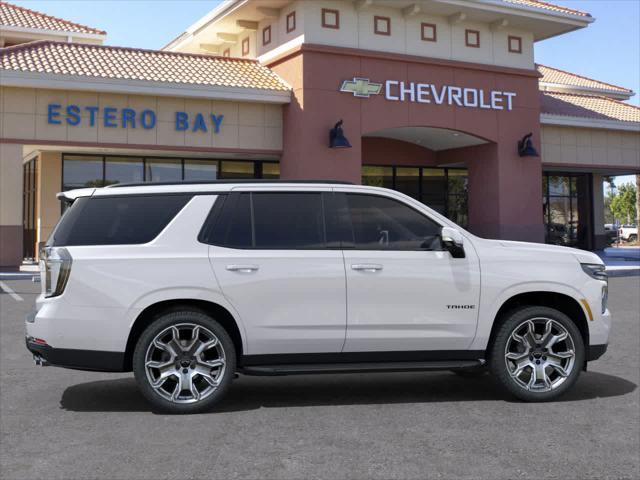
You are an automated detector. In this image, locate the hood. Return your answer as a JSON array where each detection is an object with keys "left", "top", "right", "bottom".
[{"left": 493, "top": 239, "right": 603, "bottom": 265}]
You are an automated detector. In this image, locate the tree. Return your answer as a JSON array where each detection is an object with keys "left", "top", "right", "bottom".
[{"left": 610, "top": 182, "right": 637, "bottom": 225}]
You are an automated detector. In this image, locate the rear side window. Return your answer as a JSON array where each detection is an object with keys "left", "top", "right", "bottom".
[
  {"left": 49, "top": 194, "right": 192, "bottom": 246},
  {"left": 206, "top": 192, "right": 327, "bottom": 249}
]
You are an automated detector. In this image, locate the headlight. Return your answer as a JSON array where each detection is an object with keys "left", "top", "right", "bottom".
[
  {"left": 581, "top": 263, "right": 607, "bottom": 282},
  {"left": 601, "top": 284, "right": 608, "bottom": 315},
  {"left": 39, "top": 247, "right": 72, "bottom": 298}
]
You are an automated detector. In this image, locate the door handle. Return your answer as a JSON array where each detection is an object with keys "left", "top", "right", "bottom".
[
  {"left": 226, "top": 264, "right": 259, "bottom": 273},
  {"left": 351, "top": 264, "right": 383, "bottom": 272}
]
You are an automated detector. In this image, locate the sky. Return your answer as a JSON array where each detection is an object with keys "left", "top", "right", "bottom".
[{"left": 10, "top": 0, "right": 640, "bottom": 185}]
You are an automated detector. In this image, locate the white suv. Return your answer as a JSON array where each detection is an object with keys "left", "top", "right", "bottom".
[{"left": 26, "top": 181, "right": 611, "bottom": 413}]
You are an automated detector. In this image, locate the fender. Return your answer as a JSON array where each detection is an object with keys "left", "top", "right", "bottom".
[
  {"left": 470, "top": 280, "right": 590, "bottom": 350},
  {"left": 125, "top": 286, "right": 249, "bottom": 354}
]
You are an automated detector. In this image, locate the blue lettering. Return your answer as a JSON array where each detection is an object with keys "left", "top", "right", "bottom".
[
  {"left": 121, "top": 108, "right": 136, "bottom": 128},
  {"left": 47, "top": 104, "right": 62, "bottom": 125},
  {"left": 66, "top": 105, "right": 81, "bottom": 126},
  {"left": 85, "top": 106, "right": 99, "bottom": 126},
  {"left": 103, "top": 107, "right": 117, "bottom": 128},
  {"left": 211, "top": 114, "right": 224, "bottom": 133},
  {"left": 140, "top": 109, "right": 156, "bottom": 129},
  {"left": 175, "top": 111, "right": 189, "bottom": 131},
  {"left": 192, "top": 113, "right": 207, "bottom": 133}
]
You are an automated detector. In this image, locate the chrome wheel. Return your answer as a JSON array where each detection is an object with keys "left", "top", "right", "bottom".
[
  {"left": 504, "top": 317, "right": 576, "bottom": 393},
  {"left": 144, "top": 323, "right": 226, "bottom": 404}
]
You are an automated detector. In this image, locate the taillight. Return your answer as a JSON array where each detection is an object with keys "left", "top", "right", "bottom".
[{"left": 39, "top": 247, "right": 72, "bottom": 298}]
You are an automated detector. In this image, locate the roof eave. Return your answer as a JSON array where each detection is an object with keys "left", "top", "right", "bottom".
[
  {"left": 540, "top": 113, "right": 640, "bottom": 132},
  {"left": 539, "top": 83, "right": 634, "bottom": 101},
  {"left": 0, "top": 24, "right": 106, "bottom": 40},
  {"left": 0, "top": 70, "right": 291, "bottom": 104}
]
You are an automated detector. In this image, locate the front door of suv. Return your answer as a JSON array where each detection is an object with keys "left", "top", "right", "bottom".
[
  {"left": 207, "top": 190, "right": 347, "bottom": 355},
  {"left": 335, "top": 191, "right": 481, "bottom": 353}
]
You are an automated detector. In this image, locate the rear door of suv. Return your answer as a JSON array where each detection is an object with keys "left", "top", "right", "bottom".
[{"left": 205, "top": 188, "right": 347, "bottom": 355}]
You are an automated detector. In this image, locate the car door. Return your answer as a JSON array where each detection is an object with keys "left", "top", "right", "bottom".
[
  {"left": 336, "top": 190, "right": 481, "bottom": 353},
  {"left": 208, "top": 189, "right": 347, "bottom": 356}
]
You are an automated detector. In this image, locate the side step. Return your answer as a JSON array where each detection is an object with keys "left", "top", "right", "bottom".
[{"left": 240, "top": 359, "right": 484, "bottom": 376}]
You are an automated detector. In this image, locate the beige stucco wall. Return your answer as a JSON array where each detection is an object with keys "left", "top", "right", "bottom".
[
  {"left": 0, "top": 87, "right": 283, "bottom": 151},
  {"left": 541, "top": 125, "right": 640, "bottom": 170},
  {"left": 37, "top": 151, "right": 62, "bottom": 246},
  {"left": 254, "top": 0, "right": 534, "bottom": 69}
]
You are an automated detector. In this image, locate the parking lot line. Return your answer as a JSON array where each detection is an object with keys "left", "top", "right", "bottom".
[{"left": 0, "top": 281, "right": 23, "bottom": 302}]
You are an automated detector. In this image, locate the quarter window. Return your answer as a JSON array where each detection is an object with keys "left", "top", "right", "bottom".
[{"left": 344, "top": 194, "right": 442, "bottom": 251}]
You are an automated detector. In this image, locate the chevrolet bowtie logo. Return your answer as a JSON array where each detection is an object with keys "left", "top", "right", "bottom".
[{"left": 340, "top": 77, "right": 383, "bottom": 98}]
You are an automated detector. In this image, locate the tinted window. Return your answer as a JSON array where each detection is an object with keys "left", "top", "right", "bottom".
[
  {"left": 252, "top": 193, "right": 325, "bottom": 249},
  {"left": 345, "top": 194, "right": 442, "bottom": 250},
  {"left": 49, "top": 195, "right": 192, "bottom": 246},
  {"left": 207, "top": 192, "right": 327, "bottom": 249}
]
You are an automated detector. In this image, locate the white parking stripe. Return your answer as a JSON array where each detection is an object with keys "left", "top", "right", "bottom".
[{"left": 0, "top": 281, "right": 23, "bottom": 302}]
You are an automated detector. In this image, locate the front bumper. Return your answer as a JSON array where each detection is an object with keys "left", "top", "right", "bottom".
[
  {"left": 587, "top": 344, "right": 608, "bottom": 362},
  {"left": 25, "top": 337, "right": 126, "bottom": 372}
]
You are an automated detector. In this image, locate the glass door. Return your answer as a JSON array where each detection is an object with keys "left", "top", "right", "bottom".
[{"left": 22, "top": 158, "right": 37, "bottom": 260}]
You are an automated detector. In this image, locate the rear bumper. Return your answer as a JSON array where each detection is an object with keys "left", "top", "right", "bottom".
[
  {"left": 25, "top": 337, "right": 126, "bottom": 372},
  {"left": 587, "top": 344, "right": 608, "bottom": 362}
]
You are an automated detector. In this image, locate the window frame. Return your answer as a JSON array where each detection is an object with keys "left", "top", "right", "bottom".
[
  {"left": 321, "top": 8, "right": 340, "bottom": 29},
  {"left": 508, "top": 35, "right": 522, "bottom": 54},
  {"left": 465, "top": 29, "right": 480, "bottom": 48},
  {"left": 286, "top": 11, "right": 296, "bottom": 33},
  {"left": 421, "top": 23, "right": 437, "bottom": 42},
  {"left": 374, "top": 16, "right": 391, "bottom": 36},
  {"left": 241, "top": 37, "right": 250, "bottom": 56},
  {"left": 262, "top": 25, "right": 272, "bottom": 46}
]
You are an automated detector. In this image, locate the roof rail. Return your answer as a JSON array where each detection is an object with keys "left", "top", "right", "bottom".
[{"left": 106, "top": 179, "right": 354, "bottom": 188}]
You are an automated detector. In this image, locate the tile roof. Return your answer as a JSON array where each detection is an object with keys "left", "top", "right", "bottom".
[
  {"left": 540, "top": 91, "right": 640, "bottom": 123},
  {"left": 502, "top": 0, "right": 591, "bottom": 18},
  {"left": 537, "top": 64, "right": 633, "bottom": 95},
  {"left": 0, "top": 41, "right": 290, "bottom": 92},
  {"left": 0, "top": 1, "right": 105, "bottom": 35}
]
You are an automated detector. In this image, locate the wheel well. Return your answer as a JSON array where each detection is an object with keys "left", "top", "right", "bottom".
[
  {"left": 487, "top": 291, "right": 589, "bottom": 353},
  {"left": 123, "top": 299, "right": 244, "bottom": 371}
]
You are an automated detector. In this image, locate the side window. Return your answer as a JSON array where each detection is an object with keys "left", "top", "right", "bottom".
[
  {"left": 207, "top": 192, "right": 327, "bottom": 249},
  {"left": 345, "top": 194, "right": 442, "bottom": 251},
  {"left": 50, "top": 194, "right": 193, "bottom": 246},
  {"left": 252, "top": 193, "right": 325, "bottom": 249}
]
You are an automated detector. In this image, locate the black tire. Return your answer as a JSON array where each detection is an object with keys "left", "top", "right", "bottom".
[
  {"left": 133, "top": 308, "right": 236, "bottom": 414},
  {"left": 628, "top": 234, "right": 638, "bottom": 242},
  {"left": 489, "top": 306, "right": 584, "bottom": 402}
]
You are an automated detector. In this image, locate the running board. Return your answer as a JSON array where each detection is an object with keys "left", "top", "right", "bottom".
[{"left": 240, "top": 359, "right": 484, "bottom": 376}]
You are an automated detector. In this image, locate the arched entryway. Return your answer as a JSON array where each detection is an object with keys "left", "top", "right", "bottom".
[{"left": 361, "top": 126, "right": 493, "bottom": 231}]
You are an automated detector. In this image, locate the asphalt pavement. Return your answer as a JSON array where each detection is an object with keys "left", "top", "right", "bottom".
[{"left": 1, "top": 277, "right": 639, "bottom": 480}]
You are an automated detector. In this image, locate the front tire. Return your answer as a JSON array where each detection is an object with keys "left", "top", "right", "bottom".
[
  {"left": 489, "top": 306, "right": 584, "bottom": 402},
  {"left": 133, "top": 309, "right": 236, "bottom": 414}
]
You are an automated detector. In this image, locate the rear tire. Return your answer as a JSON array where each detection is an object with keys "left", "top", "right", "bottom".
[
  {"left": 133, "top": 309, "right": 236, "bottom": 414},
  {"left": 489, "top": 306, "right": 584, "bottom": 402}
]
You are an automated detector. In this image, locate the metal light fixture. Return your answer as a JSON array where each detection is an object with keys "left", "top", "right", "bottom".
[
  {"left": 517, "top": 132, "right": 539, "bottom": 157},
  {"left": 329, "top": 120, "right": 352, "bottom": 148}
]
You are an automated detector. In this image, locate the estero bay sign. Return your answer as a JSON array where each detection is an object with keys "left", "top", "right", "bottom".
[
  {"left": 340, "top": 77, "right": 517, "bottom": 111},
  {"left": 47, "top": 104, "right": 225, "bottom": 132}
]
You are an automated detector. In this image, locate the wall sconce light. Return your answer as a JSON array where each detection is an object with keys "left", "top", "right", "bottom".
[
  {"left": 329, "top": 120, "right": 352, "bottom": 148},
  {"left": 518, "top": 132, "right": 539, "bottom": 157}
]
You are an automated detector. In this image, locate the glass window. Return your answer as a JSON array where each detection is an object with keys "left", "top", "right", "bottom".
[
  {"left": 261, "top": 162, "right": 280, "bottom": 179},
  {"left": 252, "top": 193, "right": 326, "bottom": 249},
  {"left": 145, "top": 158, "right": 182, "bottom": 182},
  {"left": 184, "top": 160, "right": 217, "bottom": 181},
  {"left": 220, "top": 161, "right": 255, "bottom": 179},
  {"left": 362, "top": 166, "right": 393, "bottom": 189},
  {"left": 548, "top": 176, "right": 570, "bottom": 196},
  {"left": 395, "top": 167, "right": 420, "bottom": 200},
  {"left": 104, "top": 157, "right": 143, "bottom": 186},
  {"left": 49, "top": 195, "right": 192, "bottom": 246},
  {"left": 447, "top": 170, "right": 468, "bottom": 196},
  {"left": 223, "top": 193, "right": 253, "bottom": 248},
  {"left": 421, "top": 168, "right": 446, "bottom": 214},
  {"left": 63, "top": 155, "right": 104, "bottom": 190},
  {"left": 345, "top": 194, "right": 442, "bottom": 251}
]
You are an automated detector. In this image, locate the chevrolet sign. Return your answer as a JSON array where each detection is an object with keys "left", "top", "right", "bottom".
[{"left": 340, "top": 78, "right": 383, "bottom": 98}]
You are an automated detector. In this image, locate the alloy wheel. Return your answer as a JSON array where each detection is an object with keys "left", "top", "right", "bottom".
[
  {"left": 504, "top": 317, "right": 576, "bottom": 393},
  {"left": 144, "top": 323, "right": 226, "bottom": 404}
]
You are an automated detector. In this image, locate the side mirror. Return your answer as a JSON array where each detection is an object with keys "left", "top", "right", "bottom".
[{"left": 441, "top": 226, "right": 465, "bottom": 258}]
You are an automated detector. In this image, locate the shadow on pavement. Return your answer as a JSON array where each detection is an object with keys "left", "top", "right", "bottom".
[{"left": 60, "top": 370, "right": 637, "bottom": 414}]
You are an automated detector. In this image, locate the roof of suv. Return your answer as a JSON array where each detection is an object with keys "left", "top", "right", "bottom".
[{"left": 58, "top": 180, "right": 356, "bottom": 201}]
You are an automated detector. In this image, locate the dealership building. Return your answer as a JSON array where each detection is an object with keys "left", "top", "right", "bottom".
[{"left": 1, "top": 0, "right": 639, "bottom": 267}]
